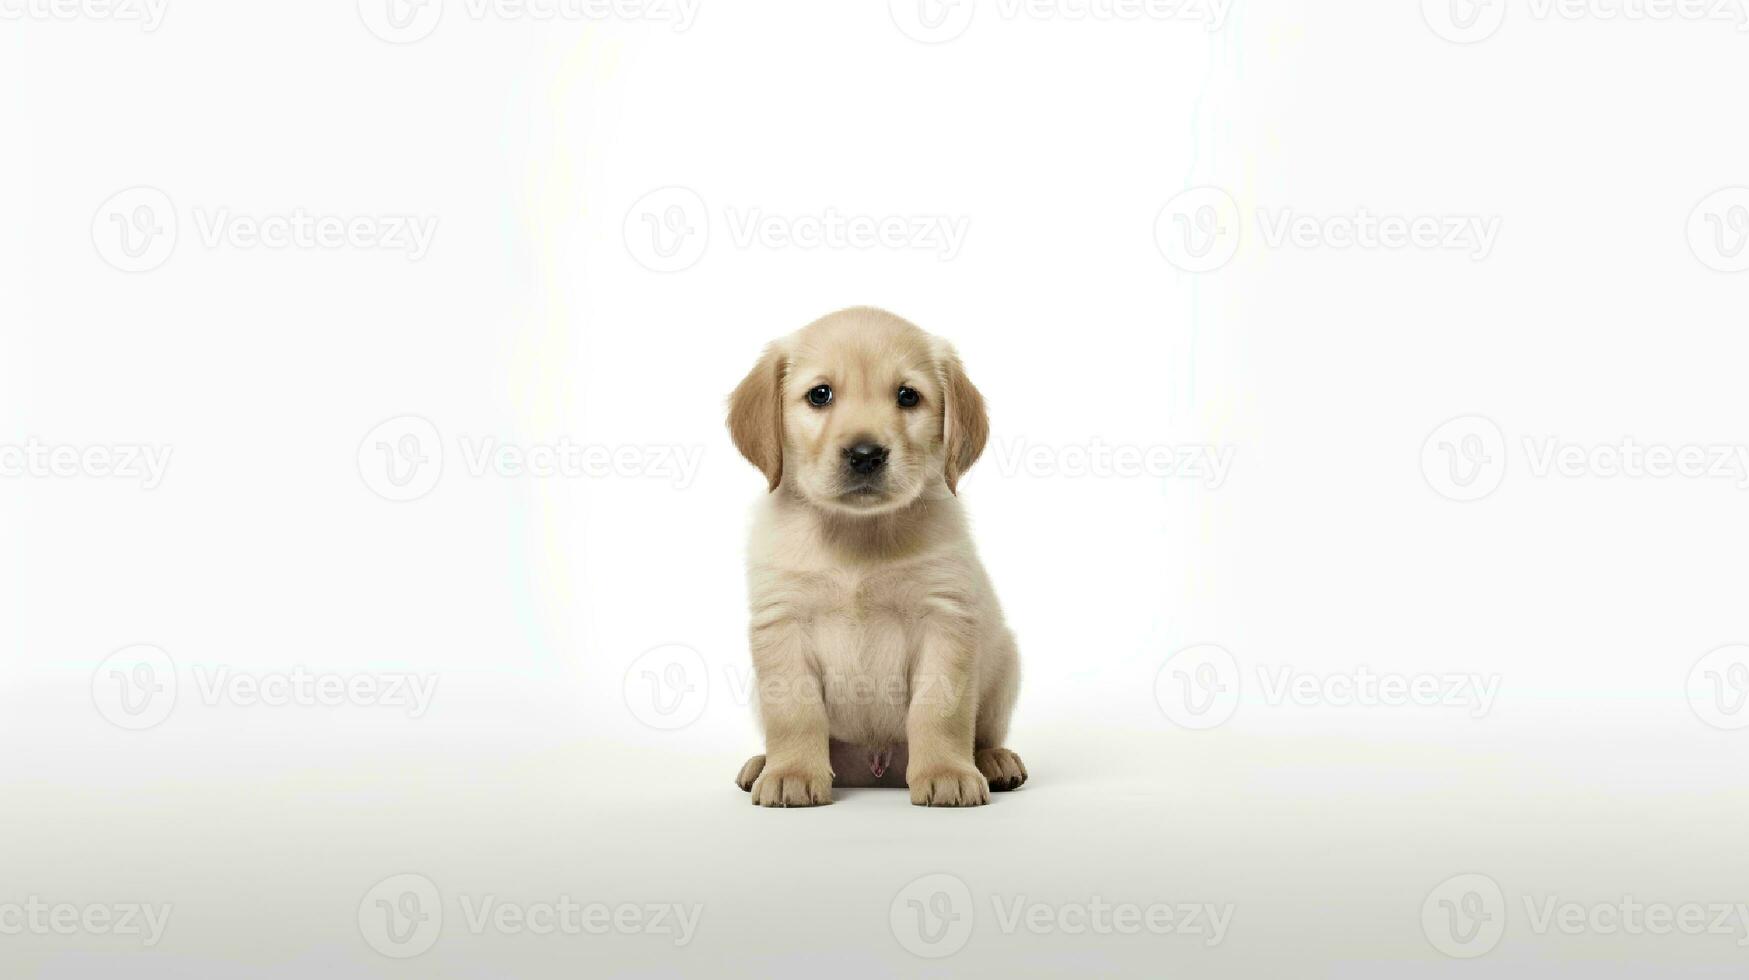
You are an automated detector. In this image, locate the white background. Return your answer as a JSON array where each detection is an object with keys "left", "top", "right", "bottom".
[{"left": 5, "top": 0, "right": 1749, "bottom": 976}]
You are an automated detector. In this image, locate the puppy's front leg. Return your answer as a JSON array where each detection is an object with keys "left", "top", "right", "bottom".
[
  {"left": 749, "top": 620, "right": 833, "bottom": 807},
  {"left": 905, "top": 625, "right": 990, "bottom": 807}
]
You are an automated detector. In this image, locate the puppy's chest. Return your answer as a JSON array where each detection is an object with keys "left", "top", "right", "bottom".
[{"left": 789, "top": 566, "right": 931, "bottom": 666}]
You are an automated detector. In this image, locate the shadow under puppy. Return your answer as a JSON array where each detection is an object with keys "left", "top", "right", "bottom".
[{"left": 727, "top": 306, "right": 1026, "bottom": 807}]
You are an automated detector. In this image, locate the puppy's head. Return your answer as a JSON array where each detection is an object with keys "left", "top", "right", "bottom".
[{"left": 728, "top": 307, "right": 987, "bottom": 515}]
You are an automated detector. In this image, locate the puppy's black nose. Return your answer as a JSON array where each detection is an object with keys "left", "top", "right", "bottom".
[{"left": 844, "top": 442, "right": 889, "bottom": 475}]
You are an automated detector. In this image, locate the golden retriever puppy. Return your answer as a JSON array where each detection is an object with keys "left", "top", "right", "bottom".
[{"left": 727, "top": 306, "right": 1025, "bottom": 807}]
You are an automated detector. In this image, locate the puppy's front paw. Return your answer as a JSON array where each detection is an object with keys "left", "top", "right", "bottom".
[
  {"left": 734, "top": 754, "right": 765, "bottom": 792},
  {"left": 975, "top": 747, "right": 1027, "bottom": 791},
  {"left": 908, "top": 763, "right": 990, "bottom": 807},
  {"left": 750, "top": 764, "right": 833, "bottom": 807}
]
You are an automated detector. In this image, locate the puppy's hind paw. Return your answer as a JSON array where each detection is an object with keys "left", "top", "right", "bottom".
[
  {"left": 975, "top": 747, "right": 1027, "bottom": 791},
  {"left": 734, "top": 754, "right": 765, "bottom": 792}
]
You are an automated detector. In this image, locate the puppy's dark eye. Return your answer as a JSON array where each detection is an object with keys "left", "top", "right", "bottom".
[
  {"left": 806, "top": 384, "right": 833, "bottom": 408},
  {"left": 896, "top": 386, "right": 920, "bottom": 408}
]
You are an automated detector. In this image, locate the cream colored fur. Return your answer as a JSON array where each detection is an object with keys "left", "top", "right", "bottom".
[{"left": 727, "top": 307, "right": 1025, "bottom": 807}]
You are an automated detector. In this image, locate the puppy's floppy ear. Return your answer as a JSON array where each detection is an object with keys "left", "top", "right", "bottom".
[
  {"left": 727, "top": 344, "right": 786, "bottom": 491},
  {"left": 940, "top": 346, "right": 988, "bottom": 494}
]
